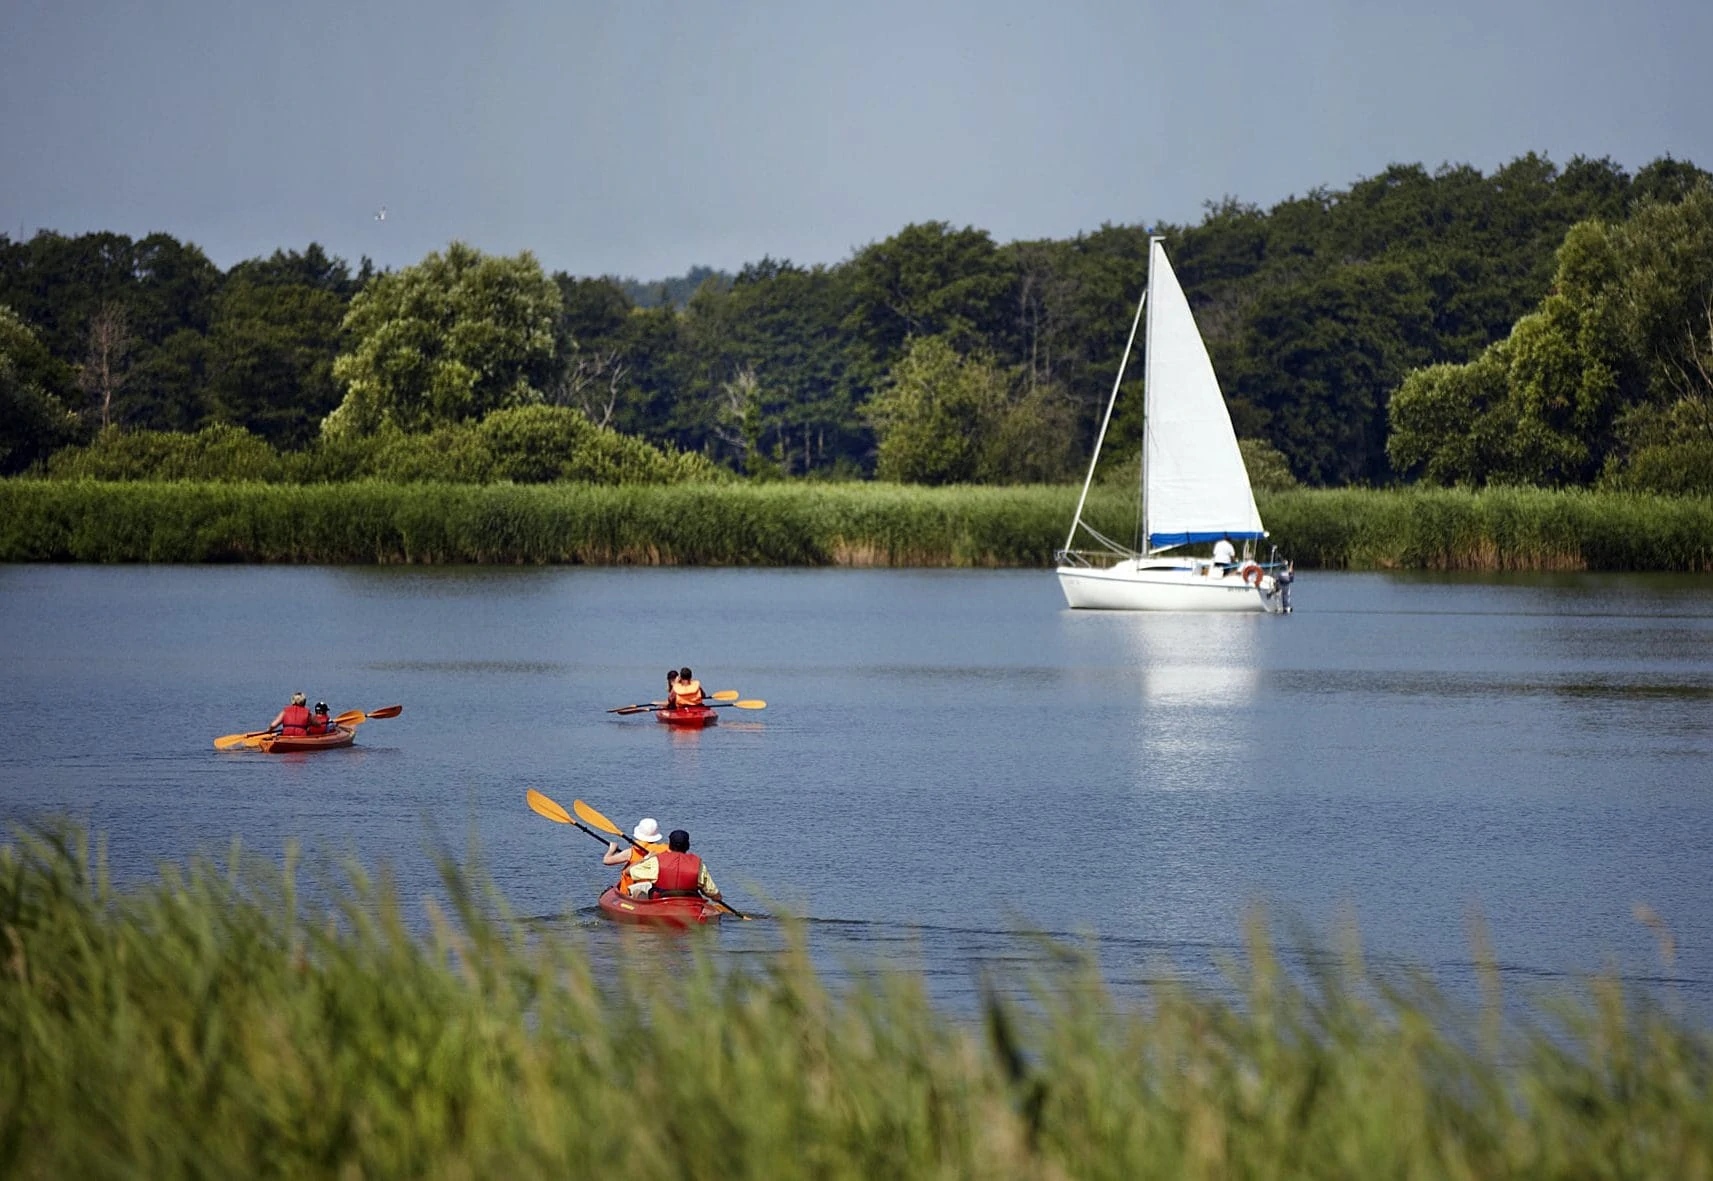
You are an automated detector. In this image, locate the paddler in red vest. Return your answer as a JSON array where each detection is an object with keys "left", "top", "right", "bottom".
[
  {"left": 626, "top": 828, "right": 720, "bottom": 901},
  {"left": 669, "top": 667, "right": 704, "bottom": 709},
  {"left": 268, "top": 691, "right": 313, "bottom": 737},
  {"left": 307, "top": 701, "right": 331, "bottom": 735},
  {"left": 603, "top": 817, "right": 669, "bottom": 895}
]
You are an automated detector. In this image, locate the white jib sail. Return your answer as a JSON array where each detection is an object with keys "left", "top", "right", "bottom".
[{"left": 1142, "top": 240, "right": 1265, "bottom": 551}]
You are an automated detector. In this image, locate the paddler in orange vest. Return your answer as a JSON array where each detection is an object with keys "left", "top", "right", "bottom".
[
  {"left": 626, "top": 828, "right": 720, "bottom": 900},
  {"left": 268, "top": 691, "right": 313, "bottom": 736},
  {"left": 669, "top": 667, "right": 705, "bottom": 709},
  {"left": 603, "top": 817, "right": 669, "bottom": 895}
]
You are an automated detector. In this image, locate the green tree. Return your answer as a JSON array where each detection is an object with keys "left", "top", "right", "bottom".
[
  {"left": 325, "top": 242, "right": 561, "bottom": 438},
  {"left": 845, "top": 223, "right": 1017, "bottom": 380},
  {"left": 206, "top": 278, "right": 346, "bottom": 446},
  {"left": 1388, "top": 183, "right": 1713, "bottom": 488},
  {"left": 1238, "top": 262, "right": 1437, "bottom": 484},
  {"left": 120, "top": 328, "right": 211, "bottom": 432},
  {"left": 866, "top": 335, "right": 1008, "bottom": 484},
  {"left": 677, "top": 259, "right": 863, "bottom": 475},
  {"left": 1386, "top": 351, "right": 1511, "bottom": 484},
  {"left": 549, "top": 274, "right": 635, "bottom": 427},
  {"left": 0, "top": 306, "right": 83, "bottom": 473}
]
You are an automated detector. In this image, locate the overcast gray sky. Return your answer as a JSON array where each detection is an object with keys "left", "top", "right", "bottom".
[{"left": 4, "top": 0, "right": 1707, "bottom": 280}]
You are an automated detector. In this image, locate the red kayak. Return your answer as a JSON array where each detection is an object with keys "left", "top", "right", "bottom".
[
  {"left": 260, "top": 725, "right": 356, "bottom": 754},
  {"left": 656, "top": 704, "right": 718, "bottom": 728},
  {"left": 597, "top": 886, "right": 722, "bottom": 927}
]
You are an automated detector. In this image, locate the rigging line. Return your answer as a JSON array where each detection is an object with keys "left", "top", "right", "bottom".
[
  {"left": 1081, "top": 523, "right": 1131, "bottom": 555},
  {"left": 1062, "top": 289, "right": 1147, "bottom": 553}
]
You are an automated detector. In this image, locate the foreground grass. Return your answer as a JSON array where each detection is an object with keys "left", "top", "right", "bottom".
[
  {"left": 2, "top": 826, "right": 1709, "bottom": 1178},
  {"left": 1, "top": 479, "right": 1710, "bottom": 569}
]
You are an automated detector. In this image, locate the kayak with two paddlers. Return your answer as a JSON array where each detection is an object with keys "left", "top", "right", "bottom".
[
  {"left": 213, "top": 702, "right": 402, "bottom": 752},
  {"left": 525, "top": 789, "right": 748, "bottom": 927}
]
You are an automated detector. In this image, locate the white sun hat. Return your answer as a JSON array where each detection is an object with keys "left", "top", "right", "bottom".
[{"left": 633, "top": 818, "right": 663, "bottom": 843}]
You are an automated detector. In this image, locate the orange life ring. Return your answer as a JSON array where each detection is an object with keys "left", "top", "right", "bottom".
[{"left": 1239, "top": 562, "right": 1263, "bottom": 587}]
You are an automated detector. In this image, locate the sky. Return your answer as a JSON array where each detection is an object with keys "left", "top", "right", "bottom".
[{"left": 3, "top": 0, "right": 1709, "bottom": 281}]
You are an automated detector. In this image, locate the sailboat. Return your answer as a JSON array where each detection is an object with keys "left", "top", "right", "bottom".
[{"left": 1055, "top": 237, "right": 1291, "bottom": 613}]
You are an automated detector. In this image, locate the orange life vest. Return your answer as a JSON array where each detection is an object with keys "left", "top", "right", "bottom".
[
  {"left": 672, "top": 679, "right": 704, "bottom": 707},
  {"left": 616, "top": 840, "right": 668, "bottom": 894},
  {"left": 280, "top": 704, "right": 311, "bottom": 736}
]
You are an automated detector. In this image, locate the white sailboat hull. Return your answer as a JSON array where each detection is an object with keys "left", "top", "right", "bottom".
[{"left": 1056, "top": 559, "right": 1281, "bottom": 613}]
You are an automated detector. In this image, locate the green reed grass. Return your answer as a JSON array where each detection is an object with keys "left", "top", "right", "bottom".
[
  {"left": 2, "top": 479, "right": 1710, "bottom": 569},
  {"left": 2, "top": 824, "right": 1709, "bottom": 1179}
]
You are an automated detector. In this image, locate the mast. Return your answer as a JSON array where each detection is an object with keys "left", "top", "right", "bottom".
[{"left": 1140, "top": 235, "right": 1164, "bottom": 555}]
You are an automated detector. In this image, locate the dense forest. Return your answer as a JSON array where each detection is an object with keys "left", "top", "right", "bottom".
[{"left": 3, "top": 153, "right": 1710, "bottom": 491}]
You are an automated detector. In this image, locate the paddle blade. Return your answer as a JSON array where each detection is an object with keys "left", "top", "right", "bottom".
[
  {"left": 710, "top": 689, "right": 740, "bottom": 701},
  {"left": 732, "top": 699, "right": 766, "bottom": 710},
  {"left": 573, "top": 799, "right": 623, "bottom": 835},
  {"left": 526, "top": 789, "right": 573, "bottom": 825},
  {"left": 366, "top": 705, "right": 403, "bottom": 719},
  {"left": 213, "top": 731, "right": 261, "bottom": 750}
]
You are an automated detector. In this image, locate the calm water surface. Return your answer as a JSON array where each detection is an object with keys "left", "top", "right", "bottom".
[{"left": 2, "top": 566, "right": 1710, "bottom": 1014}]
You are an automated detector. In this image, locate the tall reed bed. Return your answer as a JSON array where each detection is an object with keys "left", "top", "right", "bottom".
[
  {"left": 1265, "top": 486, "right": 1713, "bottom": 571},
  {"left": 0, "top": 480, "right": 1076, "bottom": 566},
  {"left": 2, "top": 825, "right": 1709, "bottom": 1178},
  {"left": 1, "top": 480, "right": 1710, "bottom": 570}
]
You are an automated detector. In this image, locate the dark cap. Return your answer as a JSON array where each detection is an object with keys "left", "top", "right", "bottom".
[{"left": 668, "top": 829, "right": 690, "bottom": 852}]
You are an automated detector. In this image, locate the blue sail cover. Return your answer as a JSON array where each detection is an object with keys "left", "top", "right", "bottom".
[{"left": 1149, "top": 529, "right": 1266, "bottom": 549}]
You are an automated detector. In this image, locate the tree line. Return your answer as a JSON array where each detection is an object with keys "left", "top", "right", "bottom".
[{"left": 3, "top": 152, "right": 1709, "bottom": 490}]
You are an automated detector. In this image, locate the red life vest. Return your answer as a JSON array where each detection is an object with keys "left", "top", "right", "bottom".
[
  {"left": 652, "top": 850, "right": 704, "bottom": 897},
  {"left": 280, "top": 704, "right": 311, "bottom": 736},
  {"left": 307, "top": 712, "right": 329, "bottom": 735}
]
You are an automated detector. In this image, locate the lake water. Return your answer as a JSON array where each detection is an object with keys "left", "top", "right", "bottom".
[{"left": 2, "top": 565, "right": 1711, "bottom": 1016}]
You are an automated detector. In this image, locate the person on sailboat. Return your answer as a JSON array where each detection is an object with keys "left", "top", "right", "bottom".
[
  {"left": 1212, "top": 535, "right": 1236, "bottom": 570},
  {"left": 1276, "top": 561, "right": 1295, "bottom": 613}
]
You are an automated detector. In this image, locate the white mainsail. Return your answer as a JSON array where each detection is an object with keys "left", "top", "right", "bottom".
[{"left": 1141, "top": 239, "right": 1265, "bottom": 551}]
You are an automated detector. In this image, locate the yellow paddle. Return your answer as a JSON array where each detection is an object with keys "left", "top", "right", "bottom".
[
  {"left": 337, "top": 704, "right": 404, "bottom": 726},
  {"left": 711, "top": 699, "right": 766, "bottom": 710},
  {"left": 213, "top": 730, "right": 269, "bottom": 750},
  {"left": 526, "top": 788, "right": 614, "bottom": 846},
  {"left": 215, "top": 726, "right": 268, "bottom": 747},
  {"left": 573, "top": 798, "right": 750, "bottom": 920}
]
